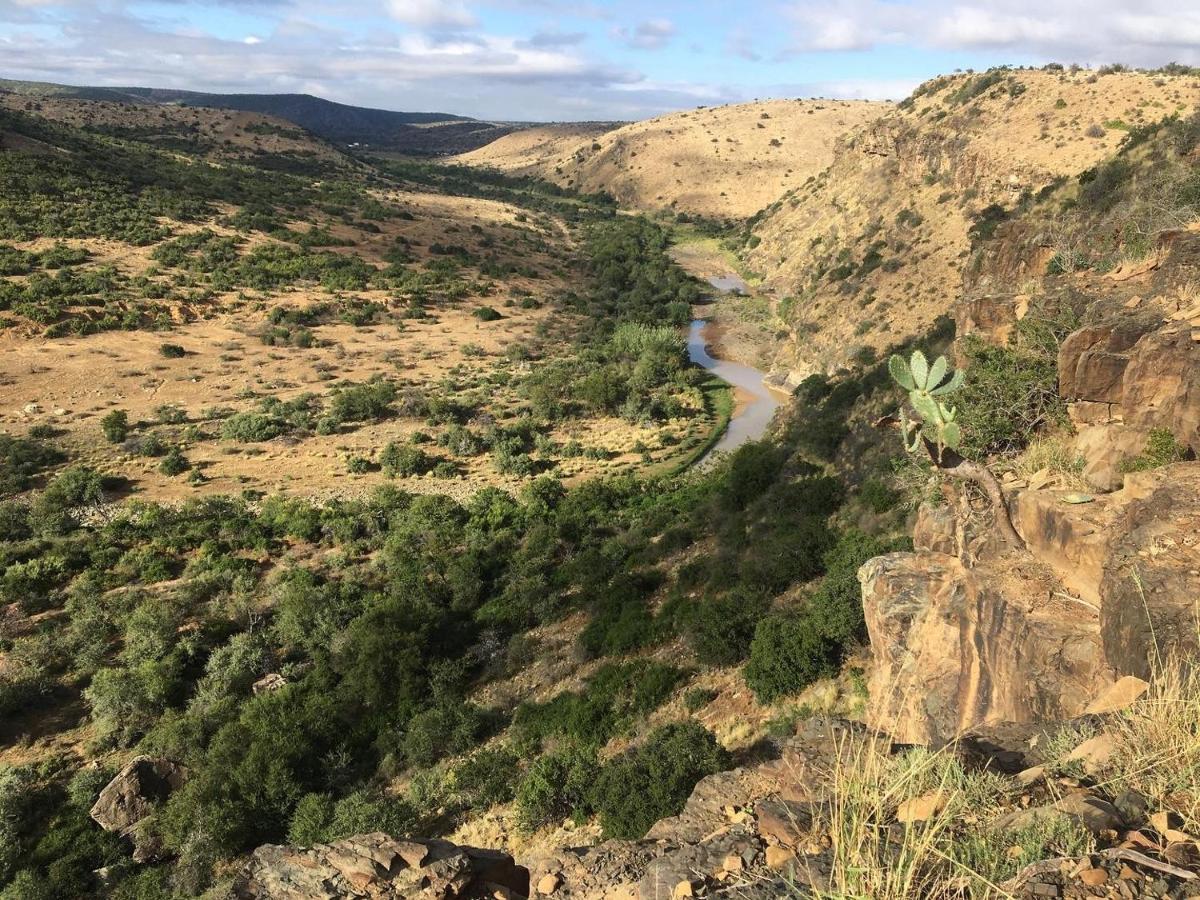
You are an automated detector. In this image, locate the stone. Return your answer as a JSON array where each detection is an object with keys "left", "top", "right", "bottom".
[
  {"left": 754, "top": 799, "right": 813, "bottom": 847},
  {"left": 90, "top": 756, "right": 187, "bottom": 862},
  {"left": 229, "top": 834, "right": 529, "bottom": 899},
  {"left": 1079, "top": 867, "right": 1109, "bottom": 886},
  {"left": 1084, "top": 676, "right": 1150, "bottom": 714},
  {"left": 251, "top": 673, "right": 287, "bottom": 695},
  {"left": 1064, "top": 734, "right": 1118, "bottom": 775},
  {"left": 722, "top": 854, "right": 744, "bottom": 873},
  {"left": 996, "top": 795, "right": 1122, "bottom": 836},
  {"left": 672, "top": 880, "right": 695, "bottom": 899},
  {"left": 896, "top": 792, "right": 947, "bottom": 824},
  {"left": 536, "top": 872, "right": 561, "bottom": 895},
  {"left": 765, "top": 846, "right": 795, "bottom": 870},
  {"left": 1016, "top": 765, "right": 1047, "bottom": 787}
]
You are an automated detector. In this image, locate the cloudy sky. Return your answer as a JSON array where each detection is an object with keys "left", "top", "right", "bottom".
[{"left": 1, "top": 1, "right": 1197, "bottom": 121}]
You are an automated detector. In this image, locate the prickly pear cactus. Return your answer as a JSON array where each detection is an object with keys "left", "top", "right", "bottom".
[{"left": 887, "top": 350, "right": 964, "bottom": 462}]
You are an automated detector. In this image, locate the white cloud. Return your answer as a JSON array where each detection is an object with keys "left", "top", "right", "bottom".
[
  {"left": 785, "top": 0, "right": 1200, "bottom": 64},
  {"left": 613, "top": 18, "right": 675, "bottom": 50},
  {"left": 385, "top": 0, "right": 476, "bottom": 30}
]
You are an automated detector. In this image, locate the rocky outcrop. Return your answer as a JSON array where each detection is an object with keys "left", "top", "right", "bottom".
[
  {"left": 1059, "top": 319, "right": 1200, "bottom": 490},
  {"left": 229, "top": 834, "right": 529, "bottom": 900},
  {"left": 90, "top": 756, "right": 187, "bottom": 863},
  {"left": 862, "top": 463, "right": 1200, "bottom": 744}
]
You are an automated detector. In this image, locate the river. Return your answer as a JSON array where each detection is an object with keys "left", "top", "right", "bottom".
[{"left": 687, "top": 274, "right": 786, "bottom": 465}]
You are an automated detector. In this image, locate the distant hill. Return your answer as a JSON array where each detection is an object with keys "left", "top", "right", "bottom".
[
  {"left": 0, "top": 77, "right": 518, "bottom": 154},
  {"left": 456, "top": 99, "right": 887, "bottom": 220}
]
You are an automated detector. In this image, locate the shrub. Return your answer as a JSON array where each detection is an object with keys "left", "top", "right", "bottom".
[
  {"left": 955, "top": 336, "right": 1064, "bottom": 456},
  {"left": 402, "top": 703, "right": 486, "bottom": 768},
  {"left": 100, "top": 410, "right": 129, "bottom": 444},
  {"left": 159, "top": 448, "right": 190, "bottom": 476},
  {"left": 380, "top": 442, "right": 429, "bottom": 478},
  {"left": 1119, "top": 428, "right": 1190, "bottom": 473},
  {"left": 453, "top": 745, "right": 521, "bottom": 808},
  {"left": 221, "top": 411, "right": 286, "bottom": 442},
  {"left": 159, "top": 343, "right": 186, "bottom": 358},
  {"left": 515, "top": 746, "right": 599, "bottom": 832},
  {"left": 686, "top": 590, "right": 768, "bottom": 666},
  {"left": 0, "top": 434, "right": 65, "bottom": 497},
  {"left": 329, "top": 380, "right": 396, "bottom": 424},
  {"left": 743, "top": 610, "right": 841, "bottom": 703},
  {"left": 593, "top": 722, "right": 730, "bottom": 839},
  {"left": 472, "top": 306, "right": 502, "bottom": 321}
]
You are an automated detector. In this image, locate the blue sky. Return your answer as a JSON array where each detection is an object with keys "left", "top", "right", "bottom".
[{"left": 1, "top": 1, "right": 1198, "bottom": 121}]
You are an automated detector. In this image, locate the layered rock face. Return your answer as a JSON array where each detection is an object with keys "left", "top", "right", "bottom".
[
  {"left": 860, "top": 242, "right": 1200, "bottom": 743},
  {"left": 861, "top": 465, "right": 1200, "bottom": 744}
]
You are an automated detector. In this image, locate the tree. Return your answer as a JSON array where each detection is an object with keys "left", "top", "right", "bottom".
[{"left": 100, "top": 410, "right": 128, "bottom": 444}]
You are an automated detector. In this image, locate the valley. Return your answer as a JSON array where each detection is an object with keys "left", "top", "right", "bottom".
[{"left": 1, "top": 60, "right": 1199, "bottom": 900}]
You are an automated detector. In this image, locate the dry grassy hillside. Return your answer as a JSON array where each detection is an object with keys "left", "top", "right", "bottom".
[
  {"left": 458, "top": 99, "right": 887, "bottom": 220},
  {"left": 0, "top": 92, "right": 347, "bottom": 167},
  {"left": 742, "top": 66, "right": 1199, "bottom": 380}
]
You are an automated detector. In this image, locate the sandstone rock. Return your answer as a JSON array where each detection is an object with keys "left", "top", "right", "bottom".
[
  {"left": 1083, "top": 676, "right": 1149, "bottom": 714},
  {"left": 90, "top": 756, "right": 187, "bottom": 863},
  {"left": 252, "top": 673, "right": 287, "bottom": 694},
  {"left": 997, "top": 795, "right": 1122, "bottom": 836},
  {"left": 896, "top": 792, "right": 947, "bottom": 824},
  {"left": 535, "top": 872, "right": 560, "bottom": 895},
  {"left": 1016, "top": 766, "right": 1047, "bottom": 787},
  {"left": 754, "top": 799, "right": 813, "bottom": 847},
  {"left": 1064, "top": 734, "right": 1117, "bottom": 775},
  {"left": 671, "top": 880, "right": 694, "bottom": 899},
  {"left": 860, "top": 551, "right": 1103, "bottom": 744},
  {"left": 229, "top": 833, "right": 529, "bottom": 899},
  {"left": 1079, "top": 867, "right": 1109, "bottom": 887},
  {"left": 912, "top": 502, "right": 957, "bottom": 555},
  {"left": 764, "top": 846, "right": 795, "bottom": 870}
]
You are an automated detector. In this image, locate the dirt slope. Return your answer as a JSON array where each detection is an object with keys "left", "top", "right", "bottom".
[
  {"left": 741, "top": 67, "right": 1199, "bottom": 380},
  {"left": 457, "top": 99, "right": 888, "bottom": 220}
]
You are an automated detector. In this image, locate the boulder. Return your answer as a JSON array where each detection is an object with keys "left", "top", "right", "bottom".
[
  {"left": 1083, "top": 675, "right": 1149, "bottom": 714},
  {"left": 90, "top": 756, "right": 187, "bottom": 863},
  {"left": 229, "top": 833, "right": 529, "bottom": 900},
  {"left": 859, "top": 551, "right": 1104, "bottom": 744}
]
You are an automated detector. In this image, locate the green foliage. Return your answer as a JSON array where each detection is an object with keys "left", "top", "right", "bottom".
[
  {"left": 513, "top": 661, "right": 684, "bottom": 750},
  {"left": 1119, "top": 428, "right": 1190, "bottom": 473},
  {"left": 380, "top": 441, "right": 430, "bottom": 477},
  {"left": 593, "top": 722, "right": 730, "bottom": 839},
  {"left": 515, "top": 746, "right": 599, "bottom": 832},
  {"left": 158, "top": 343, "right": 186, "bottom": 359},
  {"left": 100, "top": 409, "right": 129, "bottom": 444},
  {"left": 888, "top": 350, "right": 965, "bottom": 460},
  {"left": 0, "top": 434, "right": 65, "bottom": 497},
  {"left": 954, "top": 336, "right": 1064, "bottom": 457}
]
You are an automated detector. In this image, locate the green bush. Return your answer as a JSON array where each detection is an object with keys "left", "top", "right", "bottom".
[
  {"left": 593, "top": 722, "right": 730, "bottom": 839},
  {"left": 380, "top": 442, "right": 430, "bottom": 478},
  {"left": 955, "top": 336, "right": 1064, "bottom": 456},
  {"left": 515, "top": 746, "right": 599, "bottom": 832},
  {"left": 453, "top": 745, "right": 521, "bottom": 808},
  {"left": 0, "top": 434, "right": 65, "bottom": 497},
  {"left": 158, "top": 343, "right": 186, "bottom": 359},
  {"left": 1119, "top": 428, "right": 1190, "bottom": 473},
  {"left": 686, "top": 590, "right": 768, "bottom": 666},
  {"left": 159, "top": 448, "right": 190, "bottom": 476},
  {"left": 100, "top": 410, "right": 129, "bottom": 444},
  {"left": 743, "top": 610, "right": 841, "bottom": 703}
]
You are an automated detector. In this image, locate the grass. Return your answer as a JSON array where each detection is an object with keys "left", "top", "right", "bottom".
[
  {"left": 1105, "top": 654, "right": 1200, "bottom": 830},
  {"left": 659, "top": 374, "right": 734, "bottom": 476},
  {"left": 1011, "top": 431, "right": 1087, "bottom": 490}
]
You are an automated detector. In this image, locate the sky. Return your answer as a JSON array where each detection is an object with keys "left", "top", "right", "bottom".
[{"left": 1, "top": 1, "right": 1198, "bottom": 121}]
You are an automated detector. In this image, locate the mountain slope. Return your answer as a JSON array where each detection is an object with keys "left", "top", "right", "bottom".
[
  {"left": 0, "top": 77, "right": 514, "bottom": 154},
  {"left": 457, "top": 99, "right": 889, "bottom": 220},
  {"left": 739, "top": 66, "right": 1198, "bottom": 380}
]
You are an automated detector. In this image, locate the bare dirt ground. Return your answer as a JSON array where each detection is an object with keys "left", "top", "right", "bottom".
[
  {"left": 457, "top": 99, "right": 888, "bottom": 220},
  {"left": 1, "top": 189, "right": 719, "bottom": 504}
]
